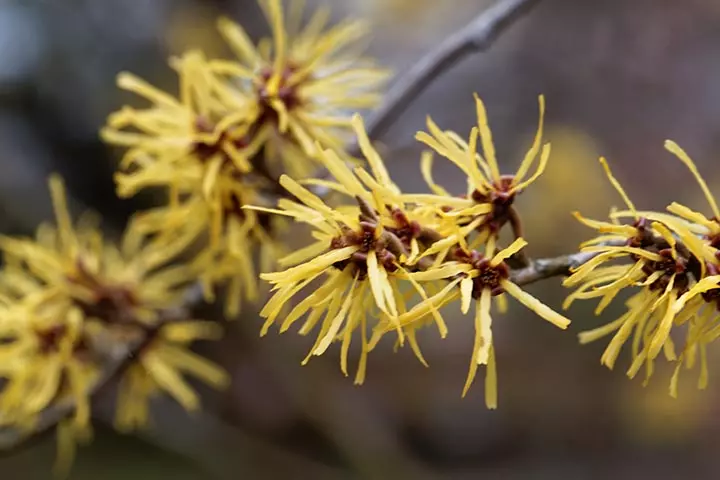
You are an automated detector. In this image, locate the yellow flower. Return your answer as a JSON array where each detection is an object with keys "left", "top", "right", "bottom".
[
  {"left": 131, "top": 192, "right": 284, "bottom": 318},
  {"left": 115, "top": 321, "right": 229, "bottom": 432},
  {"left": 103, "top": 49, "right": 270, "bottom": 247},
  {"left": 102, "top": 49, "right": 296, "bottom": 313},
  {"left": 411, "top": 94, "right": 549, "bottom": 243},
  {"left": 210, "top": 0, "right": 388, "bottom": 178},
  {"left": 250, "top": 116, "right": 457, "bottom": 381},
  {"left": 102, "top": 49, "right": 258, "bottom": 184},
  {"left": 662, "top": 140, "right": 720, "bottom": 238},
  {"left": 0, "top": 305, "right": 97, "bottom": 476},
  {"left": 211, "top": 0, "right": 390, "bottom": 177},
  {"left": 392, "top": 238, "right": 570, "bottom": 408},
  {"left": 0, "top": 175, "right": 228, "bottom": 474},
  {"left": 251, "top": 178, "right": 423, "bottom": 382},
  {"left": 0, "top": 176, "right": 197, "bottom": 326},
  {"left": 569, "top": 159, "right": 687, "bottom": 375},
  {"left": 255, "top": 192, "right": 391, "bottom": 382},
  {"left": 109, "top": 53, "right": 257, "bottom": 186},
  {"left": 569, "top": 149, "right": 720, "bottom": 391}
]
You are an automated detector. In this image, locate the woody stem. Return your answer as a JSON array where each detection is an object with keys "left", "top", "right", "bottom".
[
  {"left": 350, "top": 0, "right": 541, "bottom": 151},
  {"left": 506, "top": 206, "right": 531, "bottom": 268}
]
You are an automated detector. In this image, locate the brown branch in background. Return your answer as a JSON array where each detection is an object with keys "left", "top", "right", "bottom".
[
  {"left": 305, "top": 0, "right": 540, "bottom": 193},
  {"left": 510, "top": 241, "right": 626, "bottom": 286},
  {"left": 348, "top": 0, "right": 540, "bottom": 154}
]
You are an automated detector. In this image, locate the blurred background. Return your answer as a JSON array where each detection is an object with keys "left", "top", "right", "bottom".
[{"left": 2, "top": 0, "right": 720, "bottom": 478}]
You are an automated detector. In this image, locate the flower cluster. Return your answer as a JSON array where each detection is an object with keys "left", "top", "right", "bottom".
[
  {"left": 254, "top": 96, "right": 571, "bottom": 408},
  {"left": 101, "top": 0, "right": 388, "bottom": 317},
  {"left": 0, "top": 177, "right": 228, "bottom": 475},
  {"left": 566, "top": 141, "right": 720, "bottom": 396},
  {"left": 0, "top": 1, "right": 390, "bottom": 474},
  {"left": 12, "top": 0, "right": 719, "bottom": 475}
]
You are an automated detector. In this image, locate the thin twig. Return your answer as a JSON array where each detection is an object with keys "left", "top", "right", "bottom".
[
  {"left": 349, "top": 0, "right": 540, "bottom": 153},
  {"left": 305, "top": 0, "right": 540, "bottom": 195},
  {"left": 510, "top": 242, "right": 625, "bottom": 286}
]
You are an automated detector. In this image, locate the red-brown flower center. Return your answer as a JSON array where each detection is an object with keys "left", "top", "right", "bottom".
[
  {"left": 68, "top": 260, "right": 140, "bottom": 326},
  {"left": 191, "top": 115, "right": 250, "bottom": 165},
  {"left": 256, "top": 65, "right": 303, "bottom": 124},
  {"left": 454, "top": 248, "right": 510, "bottom": 298},
  {"left": 470, "top": 175, "right": 518, "bottom": 233}
]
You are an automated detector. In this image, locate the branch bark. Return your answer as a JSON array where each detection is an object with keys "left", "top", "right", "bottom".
[
  {"left": 510, "top": 248, "right": 617, "bottom": 286},
  {"left": 349, "top": 0, "right": 540, "bottom": 154}
]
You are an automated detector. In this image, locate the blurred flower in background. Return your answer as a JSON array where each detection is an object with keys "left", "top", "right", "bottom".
[{"left": 4, "top": 1, "right": 720, "bottom": 479}]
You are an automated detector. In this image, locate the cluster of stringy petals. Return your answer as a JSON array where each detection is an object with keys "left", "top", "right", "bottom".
[
  {"left": 408, "top": 94, "right": 549, "bottom": 240},
  {"left": 0, "top": 176, "right": 228, "bottom": 475},
  {"left": 101, "top": 0, "right": 388, "bottom": 314},
  {"left": 252, "top": 104, "right": 569, "bottom": 407},
  {"left": 566, "top": 142, "right": 720, "bottom": 396},
  {"left": 212, "top": 0, "right": 390, "bottom": 177}
]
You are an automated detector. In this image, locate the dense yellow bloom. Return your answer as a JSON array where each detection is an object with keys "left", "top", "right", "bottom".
[
  {"left": 252, "top": 112, "right": 570, "bottom": 404},
  {"left": 251, "top": 116, "right": 458, "bottom": 380},
  {"left": 103, "top": 50, "right": 258, "bottom": 186},
  {"left": 569, "top": 159, "right": 693, "bottom": 380},
  {"left": 0, "top": 175, "right": 228, "bottom": 473},
  {"left": 102, "top": 50, "right": 286, "bottom": 314},
  {"left": 212, "top": 0, "right": 390, "bottom": 177},
  {"left": 412, "top": 94, "right": 548, "bottom": 243},
  {"left": 0, "top": 305, "right": 97, "bottom": 476},
  {"left": 131, "top": 193, "right": 283, "bottom": 318},
  {"left": 102, "top": 0, "right": 387, "bottom": 312},
  {"left": 0, "top": 176, "right": 197, "bottom": 325},
  {"left": 115, "top": 320, "right": 229, "bottom": 432},
  {"left": 386, "top": 238, "right": 570, "bottom": 408},
  {"left": 569, "top": 145, "right": 720, "bottom": 394},
  {"left": 254, "top": 182, "right": 402, "bottom": 383}
]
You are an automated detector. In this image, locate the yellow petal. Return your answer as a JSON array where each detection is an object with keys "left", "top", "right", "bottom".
[
  {"left": 502, "top": 280, "right": 571, "bottom": 329},
  {"left": 673, "top": 275, "right": 720, "bottom": 314},
  {"left": 420, "top": 151, "right": 451, "bottom": 196},
  {"left": 143, "top": 354, "right": 199, "bottom": 411},
  {"left": 490, "top": 237, "right": 528, "bottom": 267},
  {"left": 599, "top": 157, "right": 636, "bottom": 216},
  {"left": 485, "top": 345, "right": 498, "bottom": 409},
  {"left": 460, "top": 277, "right": 473, "bottom": 314},
  {"left": 665, "top": 140, "right": 720, "bottom": 219},
  {"left": 217, "top": 17, "right": 261, "bottom": 65},
  {"left": 352, "top": 114, "right": 392, "bottom": 187},
  {"left": 513, "top": 94, "right": 545, "bottom": 184},
  {"left": 578, "top": 315, "right": 628, "bottom": 344},
  {"left": 474, "top": 94, "right": 500, "bottom": 182},
  {"left": 462, "top": 300, "right": 483, "bottom": 398},
  {"left": 511, "top": 143, "right": 550, "bottom": 193},
  {"left": 261, "top": 246, "right": 355, "bottom": 284},
  {"left": 367, "top": 250, "right": 388, "bottom": 315},
  {"left": 406, "top": 326, "right": 429, "bottom": 368},
  {"left": 476, "top": 288, "right": 493, "bottom": 365},
  {"left": 314, "top": 276, "right": 358, "bottom": 355}
]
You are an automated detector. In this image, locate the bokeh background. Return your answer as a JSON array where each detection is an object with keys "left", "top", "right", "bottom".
[{"left": 2, "top": 0, "right": 720, "bottom": 478}]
